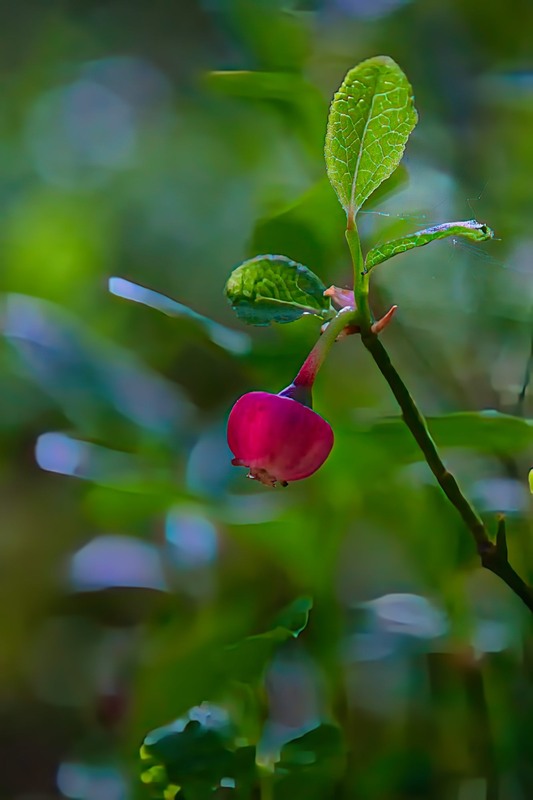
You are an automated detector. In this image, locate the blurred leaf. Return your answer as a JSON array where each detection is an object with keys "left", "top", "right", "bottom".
[
  {"left": 0, "top": 293, "right": 190, "bottom": 441},
  {"left": 133, "top": 597, "right": 313, "bottom": 743},
  {"left": 273, "top": 596, "right": 313, "bottom": 637},
  {"left": 224, "top": 255, "right": 331, "bottom": 326},
  {"left": 325, "top": 56, "right": 418, "bottom": 221},
  {"left": 222, "top": 596, "right": 313, "bottom": 684},
  {"left": 350, "top": 411, "right": 533, "bottom": 460},
  {"left": 141, "top": 707, "right": 256, "bottom": 800},
  {"left": 250, "top": 179, "right": 346, "bottom": 274},
  {"left": 35, "top": 431, "right": 181, "bottom": 498},
  {"left": 274, "top": 724, "right": 345, "bottom": 800},
  {"left": 109, "top": 277, "right": 250, "bottom": 355},
  {"left": 206, "top": 70, "right": 325, "bottom": 153},
  {"left": 251, "top": 169, "right": 409, "bottom": 276},
  {"left": 279, "top": 724, "right": 344, "bottom": 765},
  {"left": 365, "top": 219, "right": 495, "bottom": 272},
  {"left": 228, "top": 0, "right": 310, "bottom": 72},
  {"left": 206, "top": 70, "right": 319, "bottom": 104}
]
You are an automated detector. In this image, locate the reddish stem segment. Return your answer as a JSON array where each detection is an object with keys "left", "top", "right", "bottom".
[{"left": 292, "top": 307, "right": 357, "bottom": 389}]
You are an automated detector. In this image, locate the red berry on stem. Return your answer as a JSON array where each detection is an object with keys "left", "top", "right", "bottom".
[{"left": 227, "top": 391, "right": 333, "bottom": 487}]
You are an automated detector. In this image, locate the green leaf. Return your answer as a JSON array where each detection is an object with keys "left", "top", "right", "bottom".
[
  {"left": 274, "top": 725, "right": 345, "bottom": 800},
  {"left": 279, "top": 724, "right": 344, "bottom": 767},
  {"left": 365, "top": 219, "right": 495, "bottom": 272},
  {"left": 348, "top": 411, "right": 533, "bottom": 461},
  {"left": 221, "top": 596, "right": 313, "bottom": 684},
  {"left": 224, "top": 255, "right": 331, "bottom": 326},
  {"left": 205, "top": 71, "right": 326, "bottom": 155},
  {"left": 325, "top": 56, "right": 418, "bottom": 222},
  {"left": 1, "top": 293, "right": 189, "bottom": 443},
  {"left": 141, "top": 706, "right": 256, "bottom": 800},
  {"left": 132, "top": 598, "right": 312, "bottom": 741},
  {"left": 205, "top": 70, "right": 320, "bottom": 104},
  {"left": 250, "top": 179, "right": 346, "bottom": 273},
  {"left": 273, "top": 596, "right": 313, "bottom": 637},
  {"left": 251, "top": 169, "right": 409, "bottom": 277},
  {"left": 109, "top": 277, "right": 250, "bottom": 355},
  {"left": 226, "top": 0, "right": 310, "bottom": 73}
]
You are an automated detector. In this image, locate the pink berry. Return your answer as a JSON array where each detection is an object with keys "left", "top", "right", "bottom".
[{"left": 227, "top": 391, "right": 334, "bottom": 487}]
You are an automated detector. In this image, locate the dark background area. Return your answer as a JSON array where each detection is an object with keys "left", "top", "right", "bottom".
[{"left": 0, "top": 1, "right": 532, "bottom": 798}]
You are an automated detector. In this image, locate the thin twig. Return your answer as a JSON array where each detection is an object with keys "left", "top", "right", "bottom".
[
  {"left": 360, "top": 330, "right": 533, "bottom": 615},
  {"left": 517, "top": 324, "right": 533, "bottom": 416}
]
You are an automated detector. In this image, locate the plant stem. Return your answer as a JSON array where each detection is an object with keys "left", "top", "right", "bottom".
[
  {"left": 361, "top": 329, "right": 533, "bottom": 615},
  {"left": 292, "top": 307, "right": 358, "bottom": 389},
  {"left": 346, "top": 228, "right": 371, "bottom": 332}
]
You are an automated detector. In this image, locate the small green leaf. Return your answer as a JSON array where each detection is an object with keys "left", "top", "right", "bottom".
[
  {"left": 273, "top": 595, "right": 313, "bottom": 637},
  {"left": 221, "top": 628, "right": 290, "bottom": 685},
  {"left": 365, "top": 219, "right": 495, "bottom": 272},
  {"left": 325, "top": 56, "right": 418, "bottom": 223},
  {"left": 224, "top": 255, "right": 330, "bottom": 326}
]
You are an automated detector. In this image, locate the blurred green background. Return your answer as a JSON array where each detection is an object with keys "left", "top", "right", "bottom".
[{"left": 0, "top": 0, "right": 532, "bottom": 798}]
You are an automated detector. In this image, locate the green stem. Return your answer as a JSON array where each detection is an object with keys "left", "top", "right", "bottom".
[
  {"left": 361, "top": 329, "right": 533, "bottom": 615},
  {"left": 346, "top": 227, "right": 371, "bottom": 332}
]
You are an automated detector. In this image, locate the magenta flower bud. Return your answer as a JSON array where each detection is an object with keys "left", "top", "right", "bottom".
[{"left": 227, "top": 390, "right": 334, "bottom": 487}]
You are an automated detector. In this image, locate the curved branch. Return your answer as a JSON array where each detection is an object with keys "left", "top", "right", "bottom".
[{"left": 361, "top": 330, "right": 533, "bottom": 615}]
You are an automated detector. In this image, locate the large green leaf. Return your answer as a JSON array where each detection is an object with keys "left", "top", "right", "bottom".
[
  {"left": 224, "top": 255, "right": 331, "bottom": 326},
  {"left": 325, "top": 56, "right": 418, "bottom": 222},
  {"left": 365, "top": 219, "right": 495, "bottom": 273}
]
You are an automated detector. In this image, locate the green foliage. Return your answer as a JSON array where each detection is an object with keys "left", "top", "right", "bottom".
[
  {"left": 109, "top": 277, "right": 250, "bottom": 355},
  {"left": 221, "top": 596, "right": 312, "bottom": 684},
  {"left": 141, "top": 707, "right": 256, "bottom": 799},
  {"left": 2, "top": 5, "right": 532, "bottom": 799},
  {"left": 139, "top": 600, "right": 315, "bottom": 797},
  {"left": 140, "top": 717, "right": 345, "bottom": 800},
  {"left": 207, "top": 70, "right": 310, "bottom": 102},
  {"left": 365, "top": 219, "right": 495, "bottom": 272},
  {"left": 224, "top": 255, "right": 331, "bottom": 325},
  {"left": 325, "top": 56, "right": 418, "bottom": 223},
  {"left": 275, "top": 724, "right": 345, "bottom": 800},
  {"left": 349, "top": 411, "right": 533, "bottom": 460}
]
